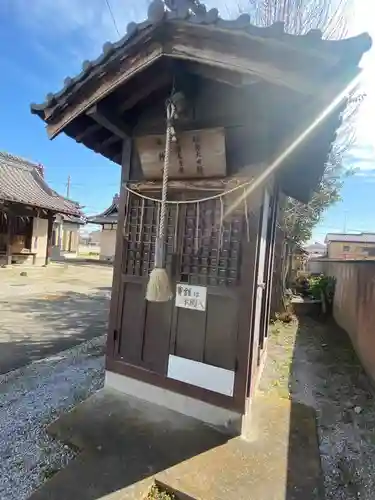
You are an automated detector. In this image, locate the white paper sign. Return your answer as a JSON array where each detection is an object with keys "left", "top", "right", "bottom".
[{"left": 175, "top": 284, "right": 207, "bottom": 311}]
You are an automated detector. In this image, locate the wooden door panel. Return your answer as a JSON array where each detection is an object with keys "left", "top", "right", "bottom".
[
  {"left": 204, "top": 295, "right": 238, "bottom": 371},
  {"left": 172, "top": 293, "right": 238, "bottom": 371},
  {"left": 142, "top": 300, "right": 173, "bottom": 374},
  {"left": 113, "top": 190, "right": 256, "bottom": 411},
  {"left": 118, "top": 281, "right": 145, "bottom": 365},
  {"left": 174, "top": 307, "right": 207, "bottom": 362}
]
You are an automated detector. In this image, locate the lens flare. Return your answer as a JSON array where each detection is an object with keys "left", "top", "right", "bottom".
[{"left": 224, "top": 72, "right": 363, "bottom": 219}]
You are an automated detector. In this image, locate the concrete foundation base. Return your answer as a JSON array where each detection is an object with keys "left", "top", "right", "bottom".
[{"left": 105, "top": 370, "right": 241, "bottom": 434}]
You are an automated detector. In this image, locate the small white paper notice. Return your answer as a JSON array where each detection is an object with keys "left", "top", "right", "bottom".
[{"left": 175, "top": 284, "right": 207, "bottom": 312}]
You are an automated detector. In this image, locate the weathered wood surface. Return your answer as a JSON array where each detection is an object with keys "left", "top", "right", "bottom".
[
  {"left": 47, "top": 43, "right": 164, "bottom": 138},
  {"left": 136, "top": 127, "right": 226, "bottom": 179},
  {"left": 87, "top": 103, "right": 131, "bottom": 138}
]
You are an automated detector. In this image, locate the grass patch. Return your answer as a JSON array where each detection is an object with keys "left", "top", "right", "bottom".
[
  {"left": 41, "top": 465, "right": 61, "bottom": 481},
  {"left": 145, "top": 484, "right": 177, "bottom": 500}
]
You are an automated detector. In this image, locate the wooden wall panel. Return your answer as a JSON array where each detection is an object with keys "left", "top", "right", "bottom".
[
  {"left": 174, "top": 308, "right": 206, "bottom": 362},
  {"left": 118, "top": 282, "right": 144, "bottom": 365},
  {"left": 204, "top": 295, "right": 238, "bottom": 371},
  {"left": 142, "top": 300, "right": 173, "bottom": 375}
]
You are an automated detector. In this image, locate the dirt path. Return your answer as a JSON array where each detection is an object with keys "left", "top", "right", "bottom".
[
  {"left": 0, "top": 263, "right": 112, "bottom": 374},
  {"left": 260, "top": 317, "right": 375, "bottom": 499}
]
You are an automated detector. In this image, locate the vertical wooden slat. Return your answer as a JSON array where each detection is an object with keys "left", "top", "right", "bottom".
[
  {"left": 248, "top": 189, "right": 271, "bottom": 398},
  {"left": 106, "top": 137, "right": 132, "bottom": 361},
  {"left": 45, "top": 213, "right": 54, "bottom": 266},
  {"left": 232, "top": 208, "right": 260, "bottom": 408},
  {"left": 259, "top": 187, "right": 279, "bottom": 351},
  {"left": 6, "top": 212, "right": 13, "bottom": 266},
  {"left": 118, "top": 282, "right": 145, "bottom": 365}
]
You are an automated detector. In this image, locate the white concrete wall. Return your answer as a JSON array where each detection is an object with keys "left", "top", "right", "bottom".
[
  {"left": 32, "top": 217, "right": 48, "bottom": 263},
  {"left": 100, "top": 228, "right": 117, "bottom": 261},
  {"left": 62, "top": 223, "right": 80, "bottom": 253}
]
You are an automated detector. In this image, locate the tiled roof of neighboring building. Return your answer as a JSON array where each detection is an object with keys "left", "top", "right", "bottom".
[
  {"left": 304, "top": 242, "right": 326, "bottom": 252},
  {"left": 325, "top": 233, "right": 375, "bottom": 244},
  {"left": 61, "top": 214, "right": 87, "bottom": 225},
  {"left": 0, "top": 152, "right": 83, "bottom": 216},
  {"left": 87, "top": 194, "right": 119, "bottom": 225}
]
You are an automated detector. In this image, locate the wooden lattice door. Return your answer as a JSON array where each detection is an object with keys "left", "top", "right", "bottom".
[
  {"left": 115, "top": 192, "right": 178, "bottom": 375},
  {"left": 115, "top": 189, "right": 257, "bottom": 406},
  {"left": 168, "top": 196, "right": 244, "bottom": 398}
]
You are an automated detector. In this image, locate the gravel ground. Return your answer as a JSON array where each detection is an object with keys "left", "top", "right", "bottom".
[
  {"left": 0, "top": 335, "right": 105, "bottom": 500},
  {"left": 260, "top": 317, "right": 375, "bottom": 500}
]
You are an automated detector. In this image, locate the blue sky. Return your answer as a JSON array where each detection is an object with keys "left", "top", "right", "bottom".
[
  {"left": 310, "top": 0, "right": 375, "bottom": 241},
  {"left": 0, "top": 0, "right": 373, "bottom": 236}
]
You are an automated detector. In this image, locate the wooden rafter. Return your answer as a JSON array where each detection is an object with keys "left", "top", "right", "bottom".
[
  {"left": 46, "top": 46, "right": 163, "bottom": 139},
  {"left": 87, "top": 103, "right": 131, "bottom": 139},
  {"left": 118, "top": 71, "right": 172, "bottom": 114},
  {"left": 76, "top": 122, "right": 101, "bottom": 142}
]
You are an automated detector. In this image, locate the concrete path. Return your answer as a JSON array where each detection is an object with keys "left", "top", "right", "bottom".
[
  {"left": 0, "top": 263, "right": 113, "bottom": 374},
  {"left": 28, "top": 387, "right": 322, "bottom": 500},
  {"left": 260, "top": 317, "right": 375, "bottom": 500}
]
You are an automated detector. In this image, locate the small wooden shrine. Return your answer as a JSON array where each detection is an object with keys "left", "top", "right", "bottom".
[{"left": 31, "top": 0, "right": 371, "bottom": 431}]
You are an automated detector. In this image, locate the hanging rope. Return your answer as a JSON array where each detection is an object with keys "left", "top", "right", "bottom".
[
  {"left": 244, "top": 187, "right": 250, "bottom": 243},
  {"left": 195, "top": 202, "right": 200, "bottom": 253},
  {"left": 145, "top": 98, "right": 176, "bottom": 302},
  {"left": 124, "top": 179, "right": 253, "bottom": 205},
  {"left": 158, "top": 99, "right": 176, "bottom": 248},
  {"left": 219, "top": 197, "right": 224, "bottom": 250}
]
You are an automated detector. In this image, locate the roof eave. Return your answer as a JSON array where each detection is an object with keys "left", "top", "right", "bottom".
[{"left": 30, "top": 11, "right": 372, "bottom": 141}]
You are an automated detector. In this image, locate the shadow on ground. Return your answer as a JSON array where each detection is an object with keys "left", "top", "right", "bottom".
[
  {"left": 51, "top": 259, "right": 113, "bottom": 268},
  {"left": 29, "top": 389, "right": 229, "bottom": 500},
  {"left": 0, "top": 288, "right": 111, "bottom": 375},
  {"left": 263, "top": 314, "right": 375, "bottom": 500}
]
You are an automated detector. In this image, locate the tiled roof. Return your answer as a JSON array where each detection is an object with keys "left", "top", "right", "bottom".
[
  {"left": 87, "top": 195, "right": 119, "bottom": 225},
  {"left": 62, "top": 214, "right": 87, "bottom": 225},
  {"left": 30, "top": 0, "right": 372, "bottom": 119},
  {"left": 0, "top": 152, "right": 83, "bottom": 216}
]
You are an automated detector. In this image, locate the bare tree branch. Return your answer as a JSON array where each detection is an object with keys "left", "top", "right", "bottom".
[
  {"left": 229, "top": 0, "right": 362, "bottom": 244},
  {"left": 238, "top": 0, "right": 353, "bottom": 38}
]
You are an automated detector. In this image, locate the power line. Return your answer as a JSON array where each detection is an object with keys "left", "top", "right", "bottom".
[{"left": 104, "top": 0, "right": 120, "bottom": 37}]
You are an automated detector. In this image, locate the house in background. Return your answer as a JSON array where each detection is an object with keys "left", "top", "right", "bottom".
[
  {"left": 87, "top": 194, "right": 119, "bottom": 261},
  {"left": 0, "top": 152, "right": 83, "bottom": 266},
  {"left": 304, "top": 241, "right": 326, "bottom": 258},
  {"left": 303, "top": 241, "right": 327, "bottom": 275},
  {"left": 325, "top": 233, "right": 375, "bottom": 260}
]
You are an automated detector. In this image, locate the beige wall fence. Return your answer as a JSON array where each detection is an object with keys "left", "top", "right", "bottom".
[{"left": 325, "top": 261, "right": 375, "bottom": 384}]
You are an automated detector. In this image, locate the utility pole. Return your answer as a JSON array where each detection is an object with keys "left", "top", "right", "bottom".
[{"left": 66, "top": 175, "right": 71, "bottom": 199}]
